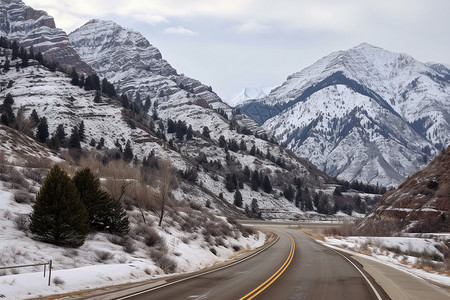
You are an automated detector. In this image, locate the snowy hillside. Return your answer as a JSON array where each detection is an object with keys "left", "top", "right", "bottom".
[
  {"left": 0, "top": 124, "right": 265, "bottom": 299},
  {"left": 0, "top": 0, "right": 91, "bottom": 72},
  {"left": 241, "top": 43, "right": 450, "bottom": 186}
]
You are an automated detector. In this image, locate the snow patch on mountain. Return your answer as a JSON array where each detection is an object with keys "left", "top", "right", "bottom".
[{"left": 227, "top": 87, "right": 274, "bottom": 107}]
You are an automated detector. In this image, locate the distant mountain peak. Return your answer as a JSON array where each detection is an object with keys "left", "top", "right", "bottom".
[
  {"left": 227, "top": 87, "right": 273, "bottom": 107},
  {"left": 240, "top": 43, "right": 450, "bottom": 186}
]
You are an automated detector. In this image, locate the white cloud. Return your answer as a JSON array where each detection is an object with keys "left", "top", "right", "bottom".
[
  {"left": 237, "top": 21, "right": 269, "bottom": 34},
  {"left": 163, "top": 26, "right": 198, "bottom": 36}
]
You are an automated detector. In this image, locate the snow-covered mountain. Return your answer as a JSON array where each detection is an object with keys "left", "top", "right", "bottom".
[
  {"left": 227, "top": 87, "right": 273, "bottom": 107},
  {"left": 240, "top": 43, "right": 450, "bottom": 186},
  {"left": 1, "top": 3, "right": 384, "bottom": 221},
  {"left": 0, "top": 0, "right": 91, "bottom": 72}
]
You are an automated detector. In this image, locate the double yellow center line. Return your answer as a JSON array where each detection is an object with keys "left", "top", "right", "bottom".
[{"left": 239, "top": 233, "right": 295, "bottom": 300}]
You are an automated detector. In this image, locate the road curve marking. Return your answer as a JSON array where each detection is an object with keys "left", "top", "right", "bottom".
[
  {"left": 328, "top": 247, "right": 383, "bottom": 300},
  {"left": 239, "top": 233, "right": 295, "bottom": 300},
  {"left": 114, "top": 233, "right": 280, "bottom": 300}
]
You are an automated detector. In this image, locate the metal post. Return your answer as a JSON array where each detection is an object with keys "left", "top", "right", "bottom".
[
  {"left": 44, "top": 264, "right": 46, "bottom": 277},
  {"left": 48, "top": 260, "right": 52, "bottom": 286}
]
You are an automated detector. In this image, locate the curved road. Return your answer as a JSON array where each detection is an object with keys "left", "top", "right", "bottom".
[{"left": 116, "top": 225, "right": 386, "bottom": 300}]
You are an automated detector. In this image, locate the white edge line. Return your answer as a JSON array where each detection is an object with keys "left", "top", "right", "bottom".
[
  {"left": 328, "top": 247, "right": 383, "bottom": 300},
  {"left": 115, "top": 234, "right": 280, "bottom": 300}
]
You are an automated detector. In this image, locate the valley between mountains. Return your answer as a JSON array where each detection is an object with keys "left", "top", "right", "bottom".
[{"left": 0, "top": 0, "right": 449, "bottom": 299}]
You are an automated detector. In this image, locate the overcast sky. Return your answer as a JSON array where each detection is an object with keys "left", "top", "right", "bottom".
[{"left": 25, "top": 0, "right": 450, "bottom": 103}]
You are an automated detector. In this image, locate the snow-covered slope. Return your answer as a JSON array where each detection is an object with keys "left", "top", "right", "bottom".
[
  {"left": 227, "top": 87, "right": 273, "bottom": 107},
  {"left": 0, "top": 0, "right": 91, "bottom": 72},
  {"left": 69, "top": 19, "right": 267, "bottom": 136},
  {"left": 241, "top": 43, "right": 450, "bottom": 186}
]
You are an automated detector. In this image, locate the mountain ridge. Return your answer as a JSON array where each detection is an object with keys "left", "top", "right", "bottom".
[
  {"left": 0, "top": 0, "right": 92, "bottom": 72},
  {"left": 240, "top": 43, "right": 450, "bottom": 186}
]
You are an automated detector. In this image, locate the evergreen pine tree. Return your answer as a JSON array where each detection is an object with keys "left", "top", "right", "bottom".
[
  {"left": 47, "top": 134, "right": 60, "bottom": 151},
  {"left": 79, "top": 74, "right": 85, "bottom": 87},
  {"left": 167, "top": 118, "right": 176, "bottom": 133},
  {"left": 94, "top": 90, "right": 101, "bottom": 103},
  {"left": 283, "top": 185, "right": 295, "bottom": 201},
  {"left": 3, "top": 56, "right": 10, "bottom": 72},
  {"left": 70, "top": 68, "right": 80, "bottom": 86},
  {"left": 239, "top": 140, "right": 247, "bottom": 151},
  {"left": 144, "top": 96, "right": 151, "bottom": 112},
  {"left": 219, "top": 135, "right": 227, "bottom": 148},
  {"left": 1, "top": 93, "right": 15, "bottom": 127},
  {"left": 251, "top": 170, "right": 260, "bottom": 191},
  {"left": 28, "top": 46, "right": 35, "bottom": 60},
  {"left": 30, "top": 109, "right": 40, "bottom": 125},
  {"left": 20, "top": 47, "right": 28, "bottom": 68},
  {"left": 96, "top": 137, "right": 105, "bottom": 150},
  {"left": 55, "top": 124, "right": 66, "bottom": 143},
  {"left": 123, "top": 140, "right": 133, "bottom": 162},
  {"left": 35, "top": 51, "right": 44, "bottom": 64},
  {"left": 262, "top": 175, "right": 272, "bottom": 193},
  {"left": 29, "top": 165, "right": 89, "bottom": 247},
  {"left": 251, "top": 198, "right": 261, "bottom": 218},
  {"left": 233, "top": 190, "right": 243, "bottom": 207},
  {"left": 69, "top": 126, "right": 81, "bottom": 149},
  {"left": 11, "top": 41, "right": 19, "bottom": 60},
  {"left": 72, "top": 168, "right": 108, "bottom": 231},
  {"left": 78, "top": 120, "right": 85, "bottom": 142},
  {"left": 202, "top": 126, "right": 211, "bottom": 138},
  {"left": 37, "top": 116, "right": 49, "bottom": 143},
  {"left": 107, "top": 194, "right": 130, "bottom": 235},
  {"left": 121, "top": 94, "right": 129, "bottom": 108},
  {"left": 186, "top": 125, "right": 193, "bottom": 140}
]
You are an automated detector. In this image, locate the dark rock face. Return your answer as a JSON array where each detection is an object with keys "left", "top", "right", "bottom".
[
  {"left": 0, "top": 0, "right": 91, "bottom": 73},
  {"left": 359, "top": 146, "right": 450, "bottom": 234}
]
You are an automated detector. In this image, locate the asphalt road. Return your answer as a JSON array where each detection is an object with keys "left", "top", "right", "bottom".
[{"left": 117, "top": 225, "right": 386, "bottom": 300}]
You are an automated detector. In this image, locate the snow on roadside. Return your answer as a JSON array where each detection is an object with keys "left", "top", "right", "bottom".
[
  {"left": 319, "top": 236, "right": 450, "bottom": 286},
  {"left": 0, "top": 179, "right": 266, "bottom": 300},
  {"left": 0, "top": 226, "right": 265, "bottom": 300}
]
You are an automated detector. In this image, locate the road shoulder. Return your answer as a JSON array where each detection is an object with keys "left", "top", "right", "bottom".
[{"left": 39, "top": 231, "right": 278, "bottom": 300}]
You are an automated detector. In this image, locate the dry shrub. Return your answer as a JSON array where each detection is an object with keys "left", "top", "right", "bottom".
[
  {"left": 181, "top": 236, "right": 190, "bottom": 244},
  {"left": 323, "top": 222, "right": 355, "bottom": 236},
  {"left": 108, "top": 234, "right": 126, "bottom": 246},
  {"left": 101, "top": 159, "right": 140, "bottom": 182},
  {"left": 78, "top": 150, "right": 105, "bottom": 174},
  {"left": 53, "top": 277, "right": 65, "bottom": 285},
  {"left": 131, "top": 183, "right": 159, "bottom": 213},
  {"left": 149, "top": 249, "right": 177, "bottom": 273},
  {"left": 23, "top": 167, "right": 47, "bottom": 184},
  {"left": 25, "top": 156, "right": 53, "bottom": 169},
  {"left": 14, "top": 191, "right": 33, "bottom": 204},
  {"left": 12, "top": 174, "right": 29, "bottom": 191},
  {"left": 143, "top": 227, "right": 163, "bottom": 247},
  {"left": 94, "top": 250, "right": 115, "bottom": 263},
  {"left": 189, "top": 201, "right": 202, "bottom": 211},
  {"left": 14, "top": 214, "right": 29, "bottom": 231}
]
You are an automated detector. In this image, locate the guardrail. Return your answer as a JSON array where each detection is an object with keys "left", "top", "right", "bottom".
[{"left": 0, "top": 260, "right": 52, "bottom": 286}]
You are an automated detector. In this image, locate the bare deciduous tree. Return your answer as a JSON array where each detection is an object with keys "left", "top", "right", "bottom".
[
  {"left": 15, "top": 107, "right": 36, "bottom": 136},
  {"left": 157, "top": 160, "right": 178, "bottom": 227}
]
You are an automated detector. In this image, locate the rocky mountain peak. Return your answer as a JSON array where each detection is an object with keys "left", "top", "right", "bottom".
[
  {"left": 0, "top": 0, "right": 91, "bottom": 73},
  {"left": 240, "top": 44, "right": 450, "bottom": 186}
]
